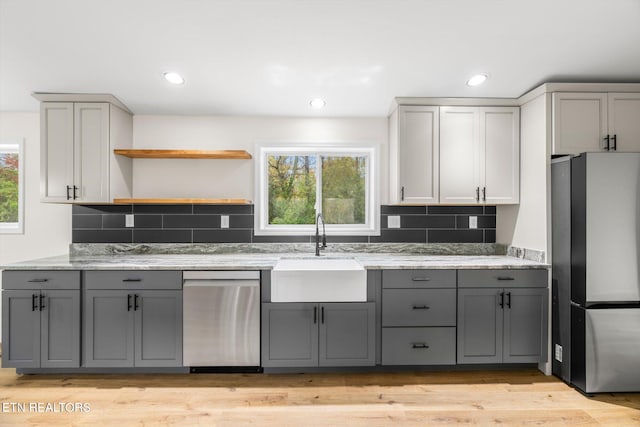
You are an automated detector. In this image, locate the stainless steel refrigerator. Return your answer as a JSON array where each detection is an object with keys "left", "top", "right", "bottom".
[{"left": 552, "top": 152, "right": 640, "bottom": 393}]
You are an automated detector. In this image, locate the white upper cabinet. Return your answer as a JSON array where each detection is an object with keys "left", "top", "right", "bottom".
[
  {"left": 440, "top": 106, "right": 520, "bottom": 205},
  {"left": 40, "top": 101, "right": 132, "bottom": 203},
  {"left": 389, "top": 106, "right": 439, "bottom": 204},
  {"left": 482, "top": 108, "right": 520, "bottom": 204},
  {"left": 608, "top": 93, "right": 640, "bottom": 152},
  {"left": 439, "top": 107, "right": 479, "bottom": 204},
  {"left": 552, "top": 92, "right": 640, "bottom": 154}
]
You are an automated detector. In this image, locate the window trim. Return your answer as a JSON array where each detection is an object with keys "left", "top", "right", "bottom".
[
  {"left": 254, "top": 142, "right": 379, "bottom": 236},
  {"left": 0, "top": 139, "right": 25, "bottom": 234}
]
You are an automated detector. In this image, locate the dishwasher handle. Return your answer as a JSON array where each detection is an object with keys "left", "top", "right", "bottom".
[
  {"left": 183, "top": 279, "right": 259, "bottom": 288},
  {"left": 183, "top": 271, "right": 260, "bottom": 281}
]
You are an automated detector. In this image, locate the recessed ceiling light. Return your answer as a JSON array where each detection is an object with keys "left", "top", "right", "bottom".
[
  {"left": 163, "top": 72, "right": 185, "bottom": 85},
  {"left": 466, "top": 74, "right": 488, "bottom": 87},
  {"left": 309, "top": 98, "right": 326, "bottom": 109}
]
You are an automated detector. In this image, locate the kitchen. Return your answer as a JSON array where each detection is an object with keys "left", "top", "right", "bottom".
[{"left": 1, "top": 0, "right": 640, "bottom": 425}]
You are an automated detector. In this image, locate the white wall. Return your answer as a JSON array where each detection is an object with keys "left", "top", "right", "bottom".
[
  {"left": 0, "top": 113, "right": 72, "bottom": 262},
  {"left": 0, "top": 112, "right": 72, "bottom": 341},
  {"left": 497, "top": 94, "right": 550, "bottom": 255},
  {"left": 132, "top": 116, "right": 389, "bottom": 203}
]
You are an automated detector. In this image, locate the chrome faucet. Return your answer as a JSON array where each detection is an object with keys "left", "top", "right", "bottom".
[{"left": 315, "top": 213, "right": 327, "bottom": 256}]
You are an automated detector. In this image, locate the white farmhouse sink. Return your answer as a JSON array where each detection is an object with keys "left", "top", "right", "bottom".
[{"left": 271, "top": 258, "right": 367, "bottom": 302}]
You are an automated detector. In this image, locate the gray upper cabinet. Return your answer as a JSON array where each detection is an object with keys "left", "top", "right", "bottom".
[
  {"left": 40, "top": 101, "right": 132, "bottom": 203},
  {"left": 1, "top": 271, "right": 81, "bottom": 369},
  {"left": 552, "top": 92, "right": 640, "bottom": 154},
  {"left": 389, "top": 106, "right": 439, "bottom": 204},
  {"left": 262, "top": 302, "right": 375, "bottom": 368},
  {"left": 457, "top": 287, "right": 547, "bottom": 364},
  {"left": 83, "top": 271, "right": 183, "bottom": 368}
]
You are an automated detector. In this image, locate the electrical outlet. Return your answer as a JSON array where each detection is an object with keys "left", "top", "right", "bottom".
[
  {"left": 469, "top": 216, "right": 478, "bottom": 229},
  {"left": 125, "top": 214, "right": 134, "bottom": 228},
  {"left": 555, "top": 344, "right": 563, "bottom": 362},
  {"left": 220, "top": 215, "right": 230, "bottom": 229},
  {"left": 387, "top": 215, "right": 401, "bottom": 229}
]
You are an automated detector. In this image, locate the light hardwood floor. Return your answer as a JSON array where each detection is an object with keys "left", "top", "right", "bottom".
[{"left": 1, "top": 368, "right": 639, "bottom": 426}]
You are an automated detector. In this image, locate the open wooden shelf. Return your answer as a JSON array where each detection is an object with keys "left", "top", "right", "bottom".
[
  {"left": 113, "top": 198, "right": 252, "bottom": 205},
  {"left": 113, "top": 149, "right": 252, "bottom": 159}
]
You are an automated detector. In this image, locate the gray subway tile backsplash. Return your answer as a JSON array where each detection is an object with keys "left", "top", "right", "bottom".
[{"left": 71, "top": 204, "right": 497, "bottom": 244}]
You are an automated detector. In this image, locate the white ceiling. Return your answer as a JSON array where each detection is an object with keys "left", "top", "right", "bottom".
[{"left": 1, "top": 0, "right": 640, "bottom": 117}]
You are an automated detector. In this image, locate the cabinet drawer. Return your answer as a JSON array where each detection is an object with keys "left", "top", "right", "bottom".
[
  {"left": 458, "top": 269, "right": 547, "bottom": 288},
  {"left": 382, "top": 289, "right": 456, "bottom": 326},
  {"left": 382, "top": 270, "right": 456, "bottom": 289},
  {"left": 382, "top": 327, "right": 456, "bottom": 365},
  {"left": 84, "top": 271, "right": 182, "bottom": 290},
  {"left": 2, "top": 271, "right": 81, "bottom": 290}
]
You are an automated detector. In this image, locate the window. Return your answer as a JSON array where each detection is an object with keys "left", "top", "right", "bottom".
[
  {"left": 255, "top": 143, "right": 379, "bottom": 235},
  {"left": 0, "top": 141, "right": 24, "bottom": 234}
]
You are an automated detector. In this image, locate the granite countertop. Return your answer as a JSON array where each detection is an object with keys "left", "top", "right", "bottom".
[{"left": 0, "top": 252, "right": 548, "bottom": 271}]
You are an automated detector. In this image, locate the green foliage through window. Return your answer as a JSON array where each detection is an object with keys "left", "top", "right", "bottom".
[
  {"left": 0, "top": 147, "right": 19, "bottom": 225},
  {"left": 267, "top": 154, "right": 366, "bottom": 225}
]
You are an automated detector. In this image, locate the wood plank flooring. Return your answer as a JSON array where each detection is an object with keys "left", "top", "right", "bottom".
[{"left": 1, "top": 368, "right": 639, "bottom": 426}]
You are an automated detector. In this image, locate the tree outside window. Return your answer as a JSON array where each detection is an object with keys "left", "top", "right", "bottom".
[
  {"left": 0, "top": 141, "right": 24, "bottom": 234},
  {"left": 256, "top": 144, "right": 378, "bottom": 236}
]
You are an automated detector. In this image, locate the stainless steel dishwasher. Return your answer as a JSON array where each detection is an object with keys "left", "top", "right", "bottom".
[{"left": 183, "top": 271, "right": 261, "bottom": 372}]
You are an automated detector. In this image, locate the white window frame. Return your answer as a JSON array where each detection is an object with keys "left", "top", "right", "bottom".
[
  {"left": 254, "top": 142, "right": 379, "bottom": 236},
  {"left": 0, "top": 140, "right": 25, "bottom": 234}
]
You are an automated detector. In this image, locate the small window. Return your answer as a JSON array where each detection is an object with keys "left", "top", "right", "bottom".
[
  {"left": 255, "top": 143, "right": 379, "bottom": 235},
  {"left": 0, "top": 141, "right": 24, "bottom": 234}
]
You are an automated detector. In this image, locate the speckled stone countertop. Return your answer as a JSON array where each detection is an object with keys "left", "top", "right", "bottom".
[{"left": 1, "top": 245, "right": 548, "bottom": 271}]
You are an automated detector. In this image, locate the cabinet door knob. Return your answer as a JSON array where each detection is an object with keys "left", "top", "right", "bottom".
[
  {"left": 39, "top": 294, "right": 45, "bottom": 311},
  {"left": 73, "top": 185, "right": 78, "bottom": 200},
  {"left": 401, "top": 186, "right": 405, "bottom": 202},
  {"left": 134, "top": 294, "right": 140, "bottom": 311},
  {"left": 506, "top": 292, "right": 512, "bottom": 308},
  {"left": 612, "top": 134, "right": 617, "bottom": 151},
  {"left": 127, "top": 294, "right": 132, "bottom": 311},
  {"left": 313, "top": 306, "right": 317, "bottom": 324},
  {"left": 476, "top": 187, "right": 480, "bottom": 202},
  {"left": 499, "top": 291, "right": 505, "bottom": 308},
  {"left": 66, "top": 185, "right": 72, "bottom": 200},
  {"left": 32, "top": 294, "right": 38, "bottom": 311},
  {"left": 482, "top": 187, "right": 486, "bottom": 202},
  {"left": 604, "top": 135, "right": 610, "bottom": 151}
]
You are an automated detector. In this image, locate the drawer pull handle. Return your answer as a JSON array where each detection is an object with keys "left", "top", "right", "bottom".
[
  {"left": 412, "top": 305, "right": 430, "bottom": 310},
  {"left": 497, "top": 277, "right": 515, "bottom": 281},
  {"left": 28, "top": 278, "right": 49, "bottom": 283},
  {"left": 412, "top": 343, "right": 429, "bottom": 349},
  {"left": 122, "top": 278, "right": 142, "bottom": 282},
  {"left": 411, "top": 277, "right": 431, "bottom": 282}
]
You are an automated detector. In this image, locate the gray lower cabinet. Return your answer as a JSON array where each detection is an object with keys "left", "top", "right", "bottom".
[
  {"left": 84, "top": 289, "right": 183, "bottom": 368},
  {"left": 262, "top": 302, "right": 375, "bottom": 368},
  {"left": 381, "top": 270, "right": 457, "bottom": 365},
  {"left": 2, "top": 271, "right": 81, "bottom": 369},
  {"left": 457, "top": 287, "right": 547, "bottom": 364},
  {"left": 83, "top": 270, "right": 182, "bottom": 368}
]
